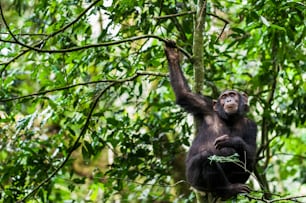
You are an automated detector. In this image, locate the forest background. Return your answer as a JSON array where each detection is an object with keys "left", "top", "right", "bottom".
[{"left": 0, "top": 0, "right": 305, "bottom": 202}]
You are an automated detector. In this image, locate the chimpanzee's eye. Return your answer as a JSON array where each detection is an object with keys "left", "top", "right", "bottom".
[{"left": 229, "top": 92, "right": 236, "bottom": 97}]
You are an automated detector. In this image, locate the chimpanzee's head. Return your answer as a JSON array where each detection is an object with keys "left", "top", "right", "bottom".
[{"left": 213, "top": 90, "right": 249, "bottom": 121}]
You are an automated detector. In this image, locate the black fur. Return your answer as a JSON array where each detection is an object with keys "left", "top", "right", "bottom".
[{"left": 165, "top": 42, "right": 257, "bottom": 200}]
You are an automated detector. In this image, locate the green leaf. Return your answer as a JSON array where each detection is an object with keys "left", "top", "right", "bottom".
[{"left": 260, "top": 15, "right": 270, "bottom": 27}]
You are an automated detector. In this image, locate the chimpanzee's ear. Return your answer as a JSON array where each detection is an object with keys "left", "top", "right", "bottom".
[
  {"left": 241, "top": 92, "right": 249, "bottom": 112},
  {"left": 241, "top": 92, "right": 248, "bottom": 103},
  {"left": 213, "top": 100, "right": 218, "bottom": 112}
]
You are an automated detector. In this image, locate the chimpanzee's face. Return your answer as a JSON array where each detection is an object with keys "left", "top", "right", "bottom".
[{"left": 219, "top": 90, "right": 240, "bottom": 114}]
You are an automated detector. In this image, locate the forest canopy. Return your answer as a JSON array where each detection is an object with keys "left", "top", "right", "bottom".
[{"left": 0, "top": 0, "right": 305, "bottom": 202}]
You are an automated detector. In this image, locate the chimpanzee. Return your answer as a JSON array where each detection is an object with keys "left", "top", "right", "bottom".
[{"left": 164, "top": 41, "right": 257, "bottom": 200}]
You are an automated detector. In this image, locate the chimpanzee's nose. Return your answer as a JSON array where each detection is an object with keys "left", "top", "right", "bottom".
[{"left": 226, "top": 98, "right": 232, "bottom": 103}]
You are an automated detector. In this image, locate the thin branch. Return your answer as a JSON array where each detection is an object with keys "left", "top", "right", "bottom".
[
  {"left": 155, "top": 11, "right": 229, "bottom": 24},
  {"left": 154, "top": 11, "right": 196, "bottom": 20},
  {"left": 0, "top": 0, "right": 100, "bottom": 43},
  {"left": 0, "top": 32, "right": 48, "bottom": 36},
  {"left": 0, "top": 49, "right": 28, "bottom": 66},
  {"left": 155, "top": 10, "right": 229, "bottom": 44},
  {"left": 36, "top": 35, "right": 165, "bottom": 53},
  {"left": 0, "top": 0, "right": 101, "bottom": 75},
  {"left": 0, "top": 8, "right": 192, "bottom": 60},
  {"left": 274, "top": 152, "right": 306, "bottom": 160},
  {"left": 0, "top": 71, "right": 168, "bottom": 103},
  {"left": 1, "top": 3, "right": 192, "bottom": 65},
  {"left": 0, "top": 50, "right": 26, "bottom": 76},
  {"left": 269, "top": 195, "right": 306, "bottom": 203},
  {"left": 94, "top": 177, "right": 188, "bottom": 188},
  {"left": 208, "top": 12, "right": 229, "bottom": 24},
  {"left": 0, "top": 35, "right": 192, "bottom": 64},
  {"left": 0, "top": 38, "right": 46, "bottom": 77},
  {"left": 215, "top": 21, "right": 228, "bottom": 42},
  {"left": 0, "top": 32, "right": 192, "bottom": 60},
  {"left": 0, "top": 45, "right": 41, "bottom": 76},
  {"left": 246, "top": 193, "right": 306, "bottom": 203},
  {"left": 0, "top": 33, "right": 47, "bottom": 45},
  {"left": 208, "top": 153, "right": 263, "bottom": 189},
  {"left": 257, "top": 39, "right": 280, "bottom": 199},
  {"left": 0, "top": 0, "right": 100, "bottom": 74},
  {"left": 48, "top": 0, "right": 101, "bottom": 39},
  {"left": 262, "top": 69, "right": 279, "bottom": 169},
  {"left": 0, "top": 38, "right": 17, "bottom": 44},
  {"left": 0, "top": 34, "right": 47, "bottom": 44}
]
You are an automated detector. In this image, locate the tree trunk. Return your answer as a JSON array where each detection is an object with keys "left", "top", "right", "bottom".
[
  {"left": 192, "top": 0, "right": 206, "bottom": 134},
  {"left": 191, "top": 1, "right": 219, "bottom": 203}
]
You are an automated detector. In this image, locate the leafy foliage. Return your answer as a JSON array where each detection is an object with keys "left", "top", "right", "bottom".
[{"left": 0, "top": 0, "right": 305, "bottom": 202}]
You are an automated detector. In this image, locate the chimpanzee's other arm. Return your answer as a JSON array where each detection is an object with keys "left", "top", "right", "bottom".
[
  {"left": 214, "top": 120, "right": 257, "bottom": 168},
  {"left": 164, "top": 41, "right": 212, "bottom": 115}
]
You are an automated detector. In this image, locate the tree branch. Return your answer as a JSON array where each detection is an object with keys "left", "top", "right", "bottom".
[
  {"left": 246, "top": 193, "right": 306, "bottom": 203},
  {"left": 0, "top": 0, "right": 101, "bottom": 43},
  {"left": 155, "top": 11, "right": 229, "bottom": 24},
  {"left": 47, "top": 0, "right": 101, "bottom": 39},
  {"left": 269, "top": 195, "right": 306, "bottom": 203},
  {"left": 0, "top": 50, "right": 28, "bottom": 76},
  {"left": 0, "top": 0, "right": 100, "bottom": 75},
  {"left": 0, "top": 71, "right": 167, "bottom": 103},
  {"left": 155, "top": 10, "right": 229, "bottom": 44},
  {"left": 154, "top": 11, "right": 196, "bottom": 20},
  {"left": 215, "top": 22, "right": 228, "bottom": 42},
  {"left": 257, "top": 35, "right": 281, "bottom": 200},
  {"left": 1, "top": 32, "right": 192, "bottom": 60},
  {"left": 1, "top": 3, "right": 193, "bottom": 67},
  {"left": 0, "top": 32, "right": 48, "bottom": 36}
]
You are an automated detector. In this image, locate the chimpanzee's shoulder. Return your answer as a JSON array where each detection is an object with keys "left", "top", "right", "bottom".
[{"left": 243, "top": 118, "right": 257, "bottom": 129}]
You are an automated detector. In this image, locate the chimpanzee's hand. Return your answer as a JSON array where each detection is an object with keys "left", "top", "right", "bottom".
[
  {"left": 214, "top": 134, "right": 233, "bottom": 149},
  {"left": 165, "top": 40, "right": 177, "bottom": 48},
  {"left": 164, "top": 40, "right": 179, "bottom": 62}
]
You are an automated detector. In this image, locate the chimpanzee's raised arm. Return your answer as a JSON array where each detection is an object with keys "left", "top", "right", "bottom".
[{"left": 164, "top": 41, "right": 212, "bottom": 116}]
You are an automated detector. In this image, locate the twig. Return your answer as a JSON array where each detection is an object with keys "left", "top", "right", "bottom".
[
  {"left": 246, "top": 193, "right": 306, "bottom": 203},
  {"left": 0, "top": 0, "right": 101, "bottom": 44},
  {"left": 0, "top": 47, "right": 38, "bottom": 76},
  {"left": 154, "top": 11, "right": 196, "bottom": 20},
  {"left": 0, "top": 31, "right": 192, "bottom": 60},
  {"left": 155, "top": 10, "right": 229, "bottom": 43},
  {"left": 94, "top": 177, "right": 187, "bottom": 188},
  {"left": 208, "top": 12, "right": 229, "bottom": 24},
  {"left": 0, "top": 71, "right": 168, "bottom": 103},
  {"left": 0, "top": 50, "right": 26, "bottom": 76},
  {"left": 0, "top": 32, "right": 48, "bottom": 36},
  {"left": 0, "top": 38, "right": 17, "bottom": 44},
  {"left": 0, "top": 49, "right": 28, "bottom": 67},
  {"left": 269, "top": 195, "right": 306, "bottom": 203},
  {"left": 215, "top": 22, "right": 228, "bottom": 42},
  {"left": 0, "top": 3, "right": 134, "bottom": 53},
  {"left": 1, "top": 3, "right": 192, "bottom": 64},
  {"left": 274, "top": 153, "right": 306, "bottom": 160},
  {"left": 0, "top": 0, "right": 100, "bottom": 75},
  {"left": 155, "top": 11, "right": 229, "bottom": 24},
  {"left": 48, "top": 0, "right": 101, "bottom": 39}
]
